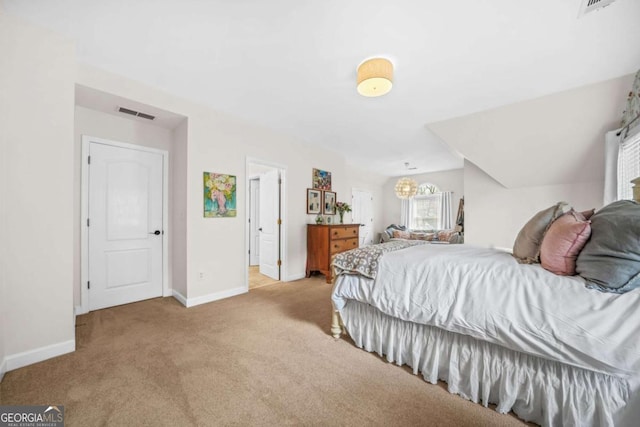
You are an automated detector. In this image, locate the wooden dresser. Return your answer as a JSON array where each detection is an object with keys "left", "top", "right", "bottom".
[{"left": 306, "top": 224, "right": 359, "bottom": 283}]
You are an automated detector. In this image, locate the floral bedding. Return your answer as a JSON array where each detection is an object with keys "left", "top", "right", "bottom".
[{"left": 332, "top": 240, "right": 427, "bottom": 279}]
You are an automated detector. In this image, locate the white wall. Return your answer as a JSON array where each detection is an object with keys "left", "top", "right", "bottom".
[
  {"left": 171, "top": 119, "right": 188, "bottom": 297},
  {"left": 382, "top": 169, "right": 464, "bottom": 227},
  {"left": 464, "top": 160, "right": 603, "bottom": 249},
  {"left": 0, "top": 12, "right": 75, "bottom": 369},
  {"left": 75, "top": 64, "right": 387, "bottom": 304},
  {"left": 73, "top": 106, "right": 175, "bottom": 308},
  {"left": 0, "top": 9, "right": 6, "bottom": 378},
  {"left": 428, "top": 75, "right": 632, "bottom": 249},
  {"left": 0, "top": 7, "right": 387, "bottom": 370},
  {"left": 0, "top": 116, "right": 5, "bottom": 379},
  {"left": 429, "top": 74, "right": 634, "bottom": 189}
]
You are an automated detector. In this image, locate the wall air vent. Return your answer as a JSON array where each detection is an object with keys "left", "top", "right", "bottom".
[
  {"left": 117, "top": 106, "right": 156, "bottom": 120},
  {"left": 578, "top": 0, "right": 617, "bottom": 17}
]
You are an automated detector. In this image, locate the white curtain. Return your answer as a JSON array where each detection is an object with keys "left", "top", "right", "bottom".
[
  {"left": 400, "top": 199, "right": 411, "bottom": 228},
  {"left": 604, "top": 129, "right": 622, "bottom": 206},
  {"left": 438, "top": 191, "right": 453, "bottom": 230}
]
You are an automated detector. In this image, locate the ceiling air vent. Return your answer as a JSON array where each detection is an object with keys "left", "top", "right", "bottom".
[
  {"left": 118, "top": 106, "right": 155, "bottom": 121},
  {"left": 578, "top": 0, "right": 617, "bottom": 17}
]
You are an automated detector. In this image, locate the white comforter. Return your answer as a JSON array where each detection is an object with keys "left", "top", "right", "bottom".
[{"left": 332, "top": 244, "right": 640, "bottom": 378}]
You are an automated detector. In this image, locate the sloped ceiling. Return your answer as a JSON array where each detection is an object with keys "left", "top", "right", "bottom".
[
  {"left": 3, "top": 0, "right": 640, "bottom": 176},
  {"left": 428, "top": 74, "right": 634, "bottom": 188}
]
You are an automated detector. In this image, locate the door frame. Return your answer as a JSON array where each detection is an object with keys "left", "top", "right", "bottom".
[
  {"left": 79, "top": 135, "right": 170, "bottom": 315},
  {"left": 248, "top": 176, "right": 260, "bottom": 266},
  {"left": 244, "top": 157, "right": 287, "bottom": 290}
]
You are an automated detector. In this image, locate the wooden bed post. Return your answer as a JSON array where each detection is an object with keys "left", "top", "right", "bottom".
[
  {"left": 330, "top": 263, "right": 346, "bottom": 339},
  {"left": 331, "top": 309, "right": 343, "bottom": 339}
]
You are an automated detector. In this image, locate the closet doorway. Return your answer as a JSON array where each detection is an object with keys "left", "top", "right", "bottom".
[{"left": 246, "top": 158, "right": 287, "bottom": 290}]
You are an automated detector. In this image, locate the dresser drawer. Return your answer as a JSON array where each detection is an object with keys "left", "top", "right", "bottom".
[
  {"left": 330, "top": 237, "right": 358, "bottom": 254},
  {"left": 307, "top": 224, "right": 359, "bottom": 284},
  {"left": 330, "top": 226, "right": 359, "bottom": 240}
]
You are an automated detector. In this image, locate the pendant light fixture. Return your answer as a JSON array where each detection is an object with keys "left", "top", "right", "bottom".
[{"left": 394, "top": 177, "right": 418, "bottom": 199}]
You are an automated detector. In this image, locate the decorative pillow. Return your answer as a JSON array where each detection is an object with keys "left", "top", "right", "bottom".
[
  {"left": 448, "top": 233, "right": 464, "bottom": 244},
  {"left": 392, "top": 230, "right": 410, "bottom": 239},
  {"left": 411, "top": 232, "right": 434, "bottom": 241},
  {"left": 576, "top": 200, "right": 640, "bottom": 293},
  {"left": 540, "top": 210, "right": 591, "bottom": 276},
  {"left": 512, "top": 202, "right": 571, "bottom": 264},
  {"left": 580, "top": 208, "right": 596, "bottom": 220},
  {"left": 385, "top": 224, "right": 407, "bottom": 239},
  {"left": 437, "top": 230, "right": 455, "bottom": 242}
]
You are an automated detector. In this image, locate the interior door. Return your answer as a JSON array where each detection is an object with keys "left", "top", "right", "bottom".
[
  {"left": 352, "top": 189, "right": 374, "bottom": 246},
  {"left": 88, "top": 142, "right": 163, "bottom": 311},
  {"left": 249, "top": 178, "right": 260, "bottom": 266},
  {"left": 259, "top": 169, "right": 280, "bottom": 280}
]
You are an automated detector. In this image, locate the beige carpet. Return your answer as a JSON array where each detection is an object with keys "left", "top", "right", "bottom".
[{"left": 0, "top": 277, "right": 528, "bottom": 426}]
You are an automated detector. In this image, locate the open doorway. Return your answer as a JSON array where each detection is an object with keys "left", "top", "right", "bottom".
[{"left": 246, "top": 159, "right": 286, "bottom": 290}]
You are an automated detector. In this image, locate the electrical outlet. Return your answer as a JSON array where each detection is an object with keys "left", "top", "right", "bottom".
[{"left": 199, "top": 272, "right": 205, "bottom": 280}]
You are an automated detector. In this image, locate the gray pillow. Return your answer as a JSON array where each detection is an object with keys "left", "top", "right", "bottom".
[
  {"left": 512, "top": 202, "right": 571, "bottom": 264},
  {"left": 384, "top": 224, "right": 406, "bottom": 238},
  {"left": 576, "top": 200, "right": 640, "bottom": 293}
]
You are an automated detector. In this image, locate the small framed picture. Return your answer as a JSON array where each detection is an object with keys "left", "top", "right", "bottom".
[
  {"left": 323, "top": 191, "right": 336, "bottom": 215},
  {"left": 312, "top": 168, "right": 332, "bottom": 190},
  {"left": 307, "top": 188, "right": 322, "bottom": 214}
]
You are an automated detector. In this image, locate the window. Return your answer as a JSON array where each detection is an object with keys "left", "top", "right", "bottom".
[
  {"left": 618, "top": 131, "right": 640, "bottom": 200},
  {"left": 410, "top": 183, "right": 440, "bottom": 230}
]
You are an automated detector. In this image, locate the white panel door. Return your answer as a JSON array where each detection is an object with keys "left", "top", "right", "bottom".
[
  {"left": 352, "top": 189, "right": 374, "bottom": 246},
  {"left": 259, "top": 169, "right": 280, "bottom": 280},
  {"left": 88, "top": 142, "right": 163, "bottom": 310},
  {"left": 249, "top": 178, "right": 260, "bottom": 266}
]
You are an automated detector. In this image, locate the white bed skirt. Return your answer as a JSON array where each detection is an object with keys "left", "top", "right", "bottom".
[{"left": 340, "top": 300, "right": 631, "bottom": 427}]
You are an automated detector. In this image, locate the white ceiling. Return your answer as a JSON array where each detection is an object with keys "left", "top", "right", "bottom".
[{"left": 4, "top": 0, "right": 640, "bottom": 176}]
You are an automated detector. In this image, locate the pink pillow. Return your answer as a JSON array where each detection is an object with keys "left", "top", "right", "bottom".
[{"left": 540, "top": 210, "right": 591, "bottom": 276}]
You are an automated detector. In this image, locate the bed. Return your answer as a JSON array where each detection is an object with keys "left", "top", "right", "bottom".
[{"left": 330, "top": 241, "right": 640, "bottom": 427}]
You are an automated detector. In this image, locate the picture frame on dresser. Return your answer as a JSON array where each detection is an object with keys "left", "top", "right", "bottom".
[
  {"left": 307, "top": 188, "right": 322, "bottom": 214},
  {"left": 323, "top": 191, "right": 336, "bottom": 215}
]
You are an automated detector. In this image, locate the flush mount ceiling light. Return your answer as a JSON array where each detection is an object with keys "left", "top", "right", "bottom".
[
  {"left": 394, "top": 177, "right": 418, "bottom": 199},
  {"left": 357, "top": 57, "right": 393, "bottom": 97}
]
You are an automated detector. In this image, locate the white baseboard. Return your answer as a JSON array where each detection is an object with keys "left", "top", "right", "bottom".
[
  {"left": 173, "top": 286, "right": 246, "bottom": 308},
  {"left": 172, "top": 290, "right": 188, "bottom": 307},
  {"left": 5, "top": 340, "right": 75, "bottom": 372},
  {"left": 0, "top": 356, "right": 6, "bottom": 383},
  {"left": 74, "top": 305, "right": 88, "bottom": 316}
]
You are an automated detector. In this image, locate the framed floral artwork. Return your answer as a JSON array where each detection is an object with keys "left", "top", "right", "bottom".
[
  {"left": 312, "top": 168, "right": 331, "bottom": 190},
  {"left": 307, "top": 188, "right": 322, "bottom": 214},
  {"left": 203, "top": 172, "right": 237, "bottom": 218},
  {"left": 323, "top": 191, "right": 336, "bottom": 215}
]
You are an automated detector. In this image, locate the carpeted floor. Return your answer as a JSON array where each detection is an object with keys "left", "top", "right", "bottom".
[{"left": 0, "top": 277, "right": 528, "bottom": 426}]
